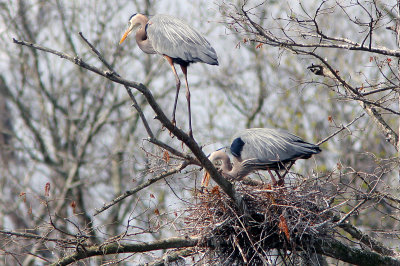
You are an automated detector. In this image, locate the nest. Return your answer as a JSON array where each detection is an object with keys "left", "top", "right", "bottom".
[{"left": 184, "top": 180, "right": 335, "bottom": 265}]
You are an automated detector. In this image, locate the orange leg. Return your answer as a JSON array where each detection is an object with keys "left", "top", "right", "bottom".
[
  {"left": 180, "top": 65, "right": 193, "bottom": 138},
  {"left": 164, "top": 56, "right": 180, "bottom": 126},
  {"left": 201, "top": 172, "right": 210, "bottom": 187}
]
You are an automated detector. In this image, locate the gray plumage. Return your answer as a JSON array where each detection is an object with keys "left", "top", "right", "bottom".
[
  {"left": 119, "top": 13, "right": 219, "bottom": 138},
  {"left": 146, "top": 14, "right": 218, "bottom": 65},
  {"left": 233, "top": 128, "right": 321, "bottom": 168},
  {"left": 208, "top": 128, "right": 321, "bottom": 184}
]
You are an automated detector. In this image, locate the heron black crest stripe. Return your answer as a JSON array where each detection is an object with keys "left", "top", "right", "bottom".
[
  {"left": 129, "top": 13, "right": 137, "bottom": 21},
  {"left": 230, "top": 137, "right": 245, "bottom": 158}
]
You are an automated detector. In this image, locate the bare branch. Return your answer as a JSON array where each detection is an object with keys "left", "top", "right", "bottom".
[
  {"left": 143, "top": 248, "right": 195, "bottom": 266},
  {"left": 315, "top": 237, "right": 400, "bottom": 266},
  {"left": 51, "top": 236, "right": 201, "bottom": 266},
  {"left": 338, "top": 221, "right": 395, "bottom": 256},
  {"left": 308, "top": 54, "right": 399, "bottom": 149},
  {"left": 317, "top": 113, "right": 365, "bottom": 146},
  {"left": 94, "top": 161, "right": 190, "bottom": 216},
  {"left": 0, "top": 230, "right": 75, "bottom": 245}
]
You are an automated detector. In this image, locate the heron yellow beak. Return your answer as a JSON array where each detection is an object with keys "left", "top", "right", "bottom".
[
  {"left": 119, "top": 29, "right": 131, "bottom": 44},
  {"left": 119, "top": 23, "right": 139, "bottom": 44}
]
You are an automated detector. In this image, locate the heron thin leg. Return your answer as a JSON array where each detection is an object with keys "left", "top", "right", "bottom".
[
  {"left": 180, "top": 65, "right": 193, "bottom": 138},
  {"left": 267, "top": 169, "right": 277, "bottom": 186},
  {"left": 201, "top": 172, "right": 210, "bottom": 187},
  {"left": 164, "top": 56, "right": 180, "bottom": 126},
  {"left": 281, "top": 161, "right": 295, "bottom": 179},
  {"left": 274, "top": 170, "right": 285, "bottom": 186}
]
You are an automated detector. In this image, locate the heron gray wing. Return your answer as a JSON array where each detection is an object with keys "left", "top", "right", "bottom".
[
  {"left": 146, "top": 14, "right": 218, "bottom": 65},
  {"left": 232, "top": 128, "right": 320, "bottom": 164}
]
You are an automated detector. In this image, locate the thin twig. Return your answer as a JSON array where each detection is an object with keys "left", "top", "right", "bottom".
[
  {"left": 94, "top": 161, "right": 190, "bottom": 216},
  {"left": 317, "top": 113, "right": 365, "bottom": 146},
  {"left": 361, "top": 86, "right": 399, "bottom": 96},
  {"left": 335, "top": 198, "right": 368, "bottom": 225},
  {"left": 78, "top": 32, "right": 155, "bottom": 139},
  {"left": 0, "top": 230, "right": 76, "bottom": 244}
]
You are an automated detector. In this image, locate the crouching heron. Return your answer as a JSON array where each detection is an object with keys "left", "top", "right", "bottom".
[
  {"left": 119, "top": 13, "right": 219, "bottom": 138},
  {"left": 204, "top": 128, "right": 321, "bottom": 186}
]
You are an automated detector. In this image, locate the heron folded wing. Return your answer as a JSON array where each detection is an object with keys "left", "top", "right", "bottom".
[
  {"left": 147, "top": 14, "right": 218, "bottom": 65},
  {"left": 233, "top": 128, "right": 320, "bottom": 164}
]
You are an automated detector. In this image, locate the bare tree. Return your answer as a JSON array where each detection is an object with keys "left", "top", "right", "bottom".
[{"left": 1, "top": 0, "right": 400, "bottom": 265}]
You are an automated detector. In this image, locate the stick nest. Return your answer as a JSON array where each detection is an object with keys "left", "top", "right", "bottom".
[{"left": 184, "top": 180, "right": 335, "bottom": 265}]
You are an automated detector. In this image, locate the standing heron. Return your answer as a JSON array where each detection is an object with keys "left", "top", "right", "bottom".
[
  {"left": 204, "top": 128, "right": 321, "bottom": 186},
  {"left": 119, "top": 13, "right": 219, "bottom": 138}
]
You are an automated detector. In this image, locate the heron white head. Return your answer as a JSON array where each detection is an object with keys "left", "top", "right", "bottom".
[{"left": 119, "top": 13, "right": 146, "bottom": 44}]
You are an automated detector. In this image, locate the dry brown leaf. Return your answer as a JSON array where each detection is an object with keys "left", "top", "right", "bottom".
[
  {"left": 44, "top": 182, "right": 50, "bottom": 197},
  {"left": 19, "top": 192, "right": 26, "bottom": 203},
  {"left": 211, "top": 186, "right": 220, "bottom": 196},
  {"left": 70, "top": 201, "right": 77, "bottom": 214},
  {"left": 162, "top": 151, "right": 170, "bottom": 163},
  {"left": 279, "top": 215, "right": 290, "bottom": 241}
]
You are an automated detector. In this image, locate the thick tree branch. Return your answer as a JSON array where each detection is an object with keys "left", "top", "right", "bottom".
[
  {"left": 143, "top": 248, "right": 194, "bottom": 266},
  {"left": 338, "top": 221, "right": 395, "bottom": 256},
  {"left": 51, "top": 236, "right": 201, "bottom": 266},
  {"left": 316, "top": 238, "right": 400, "bottom": 266}
]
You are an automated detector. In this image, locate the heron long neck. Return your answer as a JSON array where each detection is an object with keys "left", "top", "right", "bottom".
[
  {"left": 135, "top": 15, "right": 156, "bottom": 54},
  {"left": 209, "top": 150, "right": 242, "bottom": 180}
]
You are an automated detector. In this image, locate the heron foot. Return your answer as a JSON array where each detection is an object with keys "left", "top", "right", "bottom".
[
  {"left": 169, "top": 119, "right": 176, "bottom": 138},
  {"left": 188, "top": 129, "right": 193, "bottom": 139},
  {"left": 274, "top": 170, "right": 285, "bottom": 187}
]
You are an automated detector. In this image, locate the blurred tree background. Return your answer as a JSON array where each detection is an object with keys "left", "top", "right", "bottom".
[{"left": 0, "top": 0, "right": 399, "bottom": 265}]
